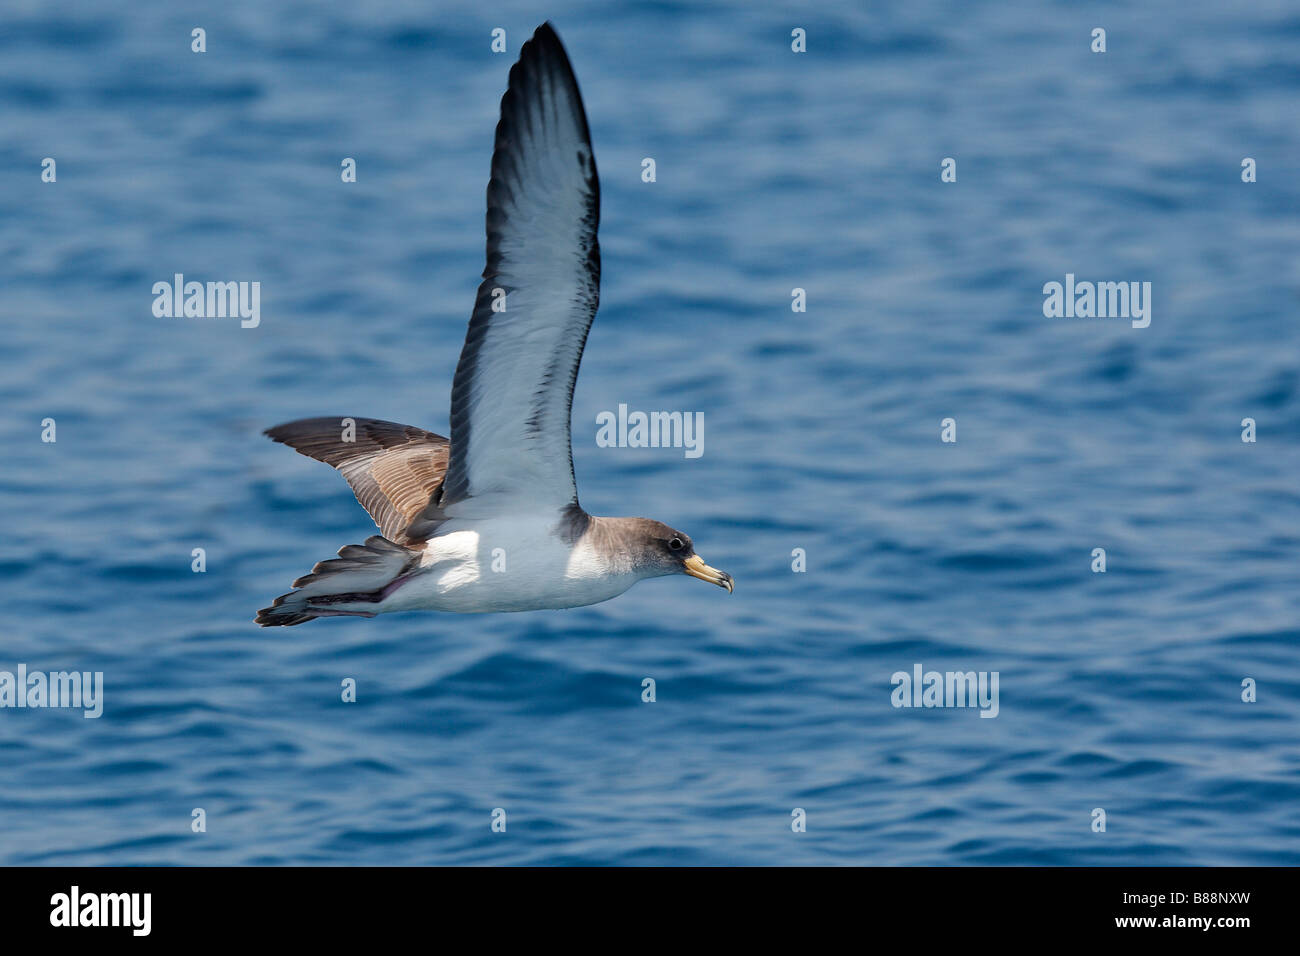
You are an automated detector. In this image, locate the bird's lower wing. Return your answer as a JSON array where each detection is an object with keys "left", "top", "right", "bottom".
[{"left": 265, "top": 417, "right": 450, "bottom": 545}]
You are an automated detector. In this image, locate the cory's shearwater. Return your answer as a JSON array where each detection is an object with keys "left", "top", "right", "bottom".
[{"left": 257, "top": 22, "right": 733, "bottom": 626}]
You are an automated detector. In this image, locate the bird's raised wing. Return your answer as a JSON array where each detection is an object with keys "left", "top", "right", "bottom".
[
  {"left": 435, "top": 22, "right": 600, "bottom": 518},
  {"left": 265, "top": 417, "right": 450, "bottom": 546}
]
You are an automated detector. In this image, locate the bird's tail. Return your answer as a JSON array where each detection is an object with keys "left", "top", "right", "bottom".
[{"left": 256, "top": 535, "right": 421, "bottom": 627}]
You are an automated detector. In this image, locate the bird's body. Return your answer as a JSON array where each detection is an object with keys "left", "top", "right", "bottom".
[
  {"left": 256, "top": 23, "right": 731, "bottom": 626},
  {"left": 372, "top": 514, "right": 642, "bottom": 615}
]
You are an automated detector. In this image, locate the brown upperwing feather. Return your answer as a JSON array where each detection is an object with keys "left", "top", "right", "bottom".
[{"left": 264, "top": 417, "right": 450, "bottom": 545}]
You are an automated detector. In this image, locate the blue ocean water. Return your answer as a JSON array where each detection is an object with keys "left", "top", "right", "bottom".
[{"left": 2, "top": 0, "right": 1299, "bottom": 865}]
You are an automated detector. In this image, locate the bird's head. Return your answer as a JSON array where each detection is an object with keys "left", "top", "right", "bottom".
[{"left": 634, "top": 520, "right": 734, "bottom": 593}]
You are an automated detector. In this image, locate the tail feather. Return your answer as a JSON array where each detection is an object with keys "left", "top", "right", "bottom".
[{"left": 256, "top": 535, "right": 419, "bottom": 627}]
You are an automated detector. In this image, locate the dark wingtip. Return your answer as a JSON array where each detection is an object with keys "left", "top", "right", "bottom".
[
  {"left": 525, "top": 21, "right": 570, "bottom": 65},
  {"left": 262, "top": 418, "right": 333, "bottom": 443}
]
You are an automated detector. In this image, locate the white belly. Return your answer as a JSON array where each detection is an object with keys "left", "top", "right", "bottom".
[{"left": 379, "top": 514, "right": 641, "bottom": 613}]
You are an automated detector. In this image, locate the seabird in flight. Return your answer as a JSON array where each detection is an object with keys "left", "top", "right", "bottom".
[{"left": 256, "top": 22, "right": 732, "bottom": 626}]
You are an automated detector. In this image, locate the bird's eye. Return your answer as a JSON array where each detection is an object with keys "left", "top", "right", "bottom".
[{"left": 668, "top": 537, "right": 684, "bottom": 551}]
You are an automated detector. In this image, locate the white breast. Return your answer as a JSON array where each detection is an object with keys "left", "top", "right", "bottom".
[{"left": 379, "top": 514, "right": 642, "bottom": 613}]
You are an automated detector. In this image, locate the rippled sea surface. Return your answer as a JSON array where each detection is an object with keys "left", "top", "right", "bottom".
[{"left": 2, "top": 0, "right": 1298, "bottom": 865}]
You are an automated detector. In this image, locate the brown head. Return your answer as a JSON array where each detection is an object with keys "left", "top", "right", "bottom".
[{"left": 583, "top": 516, "right": 734, "bottom": 592}]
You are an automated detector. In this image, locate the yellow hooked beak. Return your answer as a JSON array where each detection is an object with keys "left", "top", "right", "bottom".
[{"left": 684, "top": 554, "right": 734, "bottom": 593}]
